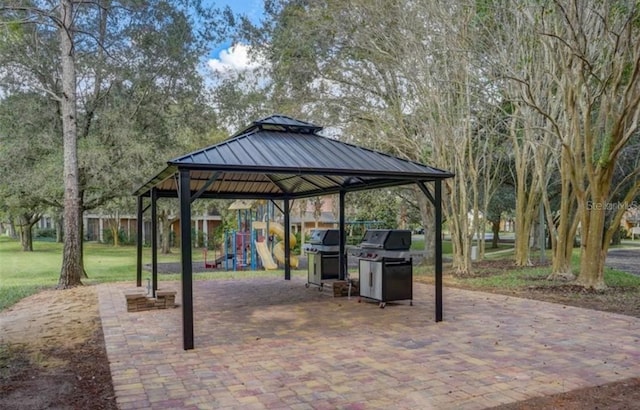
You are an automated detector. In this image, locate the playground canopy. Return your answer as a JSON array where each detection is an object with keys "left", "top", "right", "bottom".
[{"left": 133, "top": 115, "right": 454, "bottom": 350}]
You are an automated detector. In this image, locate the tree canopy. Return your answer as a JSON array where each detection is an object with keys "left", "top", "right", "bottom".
[{"left": 1, "top": 0, "right": 639, "bottom": 290}]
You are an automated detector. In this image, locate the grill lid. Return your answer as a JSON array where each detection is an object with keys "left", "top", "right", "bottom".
[
  {"left": 308, "top": 229, "right": 340, "bottom": 246},
  {"left": 359, "top": 229, "right": 412, "bottom": 250}
]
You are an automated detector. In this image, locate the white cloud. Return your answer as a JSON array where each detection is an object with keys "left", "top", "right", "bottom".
[{"left": 207, "top": 44, "right": 260, "bottom": 73}]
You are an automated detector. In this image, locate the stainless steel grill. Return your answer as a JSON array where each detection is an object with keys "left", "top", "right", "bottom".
[
  {"left": 303, "top": 228, "right": 340, "bottom": 253},
  {"left": 348, "top": 229, "right": 412, "bottom": 260},
  {"left": 352, "top": 229, "right": 413, "bottom": 308},
  {"left": 304, "top": 229, "right": 340, "bottom": 290}
]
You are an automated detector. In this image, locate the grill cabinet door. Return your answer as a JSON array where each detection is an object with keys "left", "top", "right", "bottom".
[
  {"left": 382, "top": 259, "right": 413, "bottom": 301},
  {"left": 359, "top": 259, "right": 382, "bottom": 301},
  {"left": 307, "top": 252, "right": 319, "bottom": 285},
  {"left": 321, "top": 253, "right": 340, "bottom": 280}
]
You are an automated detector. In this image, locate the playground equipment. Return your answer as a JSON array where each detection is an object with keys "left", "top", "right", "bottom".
[
  {"left": 252, "top": 221, "right": 299, "bottom": 269},
  {"left": 223, "top": 229, "right": 255, "bottom": 270},
  {"left": 255, "top": 240, "right": 277, "bottom": 269},
  {"left": 221, "top": 200, "right": 257, "bottom": 271},
  {"left": 203, "top": 248, "right": 221, "bottom": 269},
  {"left": 217, "top": 200, "right": 298, "bottom": 271}
]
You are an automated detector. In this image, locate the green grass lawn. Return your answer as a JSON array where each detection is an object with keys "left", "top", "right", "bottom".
[
  {"left": 0, "top": 236, "right": 308, "bottom": 311},
  {"left": 468, "top": 266, "right": 640, "bottom": 289},
  {"left": 1, "top": 237, "right": 65, "bottom": 310},
  {"left": 6, "top": 234, "right": 637, "bottom": 314},
  {"left": 410, "top": 238, "right": 454, "bottom": 254},
  {"left": 413, "top": 246, "right": 640, "bottom": 291},
  {"left": 0, "top": 235, "right": 500, "bottom": 310},
  {"left": 410, "top": 237, "right": 512, "bottom": 255}
]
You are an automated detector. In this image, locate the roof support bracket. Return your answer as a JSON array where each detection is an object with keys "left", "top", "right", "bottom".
[
  {"left": 191, "top": 172, "right": 221, "bottom": 203},
  {"left": 270, "top": 199, "right": 284, "bottom": 214},
  {"left": 417, "top": 181, "right": 436, "bottom": 206}
]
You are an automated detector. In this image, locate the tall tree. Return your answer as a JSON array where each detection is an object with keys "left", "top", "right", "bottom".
[
  {"left": 1, "top": 1, "right": 226, "bottom": 287},
  {"left": 486, "top": 185, "right": 516, "bottom": 249},
  {"left": 56, "top": 0, "right": 82, "bottom": 286},
  {"left": 234, "top": 0, "right": 510, "bottom": 274},
  {"left": 0, "top": 92, "right": 60, "bottom": 250},
  {"left": 497, "top": 1, "right": 640, "bottom": 288}
]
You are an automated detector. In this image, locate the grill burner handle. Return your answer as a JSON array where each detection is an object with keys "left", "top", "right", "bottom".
[{"left": 385, "top": 260, "right": 409, "bottom": 265}]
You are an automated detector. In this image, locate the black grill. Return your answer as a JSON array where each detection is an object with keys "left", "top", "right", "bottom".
[
  {"left": 359, "top": 229, "right": 411, "bottom": 250},
  {"left": 304, "top": 229, "right": 340, "bottom": 290},
  {"left": 305, "top": 228, "right": 340, "bottom": 252},
  {"left": 349, "top": 229, "right": 412, "bottom": 261},
  {"left": 353, "top": 229, "right": 413, "bottom": 308}
]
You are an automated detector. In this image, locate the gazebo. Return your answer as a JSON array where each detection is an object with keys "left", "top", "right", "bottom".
[{"left": 133, "top": 115, "right": 454, "bottom": 350}]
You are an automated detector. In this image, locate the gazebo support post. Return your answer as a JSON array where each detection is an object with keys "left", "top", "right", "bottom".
[
  {"left": 434, "top": 180, "right": 443, "bottom": 322},
  {"left": 417, "top": 180, "right": 444, "bottom": 322},
  {"left": 151, "top": 188, "right": 158, "bottom": 297},
  {"left": 338, "top": 190, "right": 346, "bottom": 280},
  {"left": 179, "top": 168, "right": 194, "bottom": 350},
  {"left": 284, "top": 198, "right": 291, "bottom": 280},
  {"left": 136, "top": 196, "right": 143, "bottom": 287}
]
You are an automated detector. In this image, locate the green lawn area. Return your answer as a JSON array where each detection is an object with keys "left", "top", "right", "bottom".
[
  {"left": 413, "top": 246, "right": 640, "bottom": 291},
  {"left": 0, "top": 235, "right": 506, "bottom": 310},
  {"left": 6, "top": 234, "right": 638, "bottom": 314},
  {"left": 410, "top": 237, "right": 512, "bottom": 255},
  {"left": 410, "top": 237, "right": 454, "bottom": 253},
  {"left": 0, "top": 236, "right": 309, "bottom": 311},
  {"left": 457, "top": 264, "right": 640, "bottom": 289}
]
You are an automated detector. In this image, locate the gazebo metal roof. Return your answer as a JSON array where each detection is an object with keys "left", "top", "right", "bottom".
[
  {"left": 134, "top": 115, "right": 453, "bottom": 199},
  {"left": 133, "top": 115, "right": 454, "bottom": 350}
]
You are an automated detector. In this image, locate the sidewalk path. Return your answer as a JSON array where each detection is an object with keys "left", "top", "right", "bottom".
[
  {"left": 606, "top": 247, "right": 640, "bottom": 276},
  {"left": 98, "top": 278, "right": 640, "bottom": 409}
]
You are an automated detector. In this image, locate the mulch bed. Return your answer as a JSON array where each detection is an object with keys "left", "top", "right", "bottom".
[{"left": 0, "top": 327, "right": 116, "bottom": 410}]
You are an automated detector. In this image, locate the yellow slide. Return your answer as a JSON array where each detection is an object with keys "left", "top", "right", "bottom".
[
  {"left": 273, "top": 242, "right": 299, "bottom": 268},
  {"left": 251, "top": 221, "right": 299, "bottom": 269},
  {"left": 255, "top": 241, "right": 278, "bottom": 270},
  {"left": 268, "top": 222, "right": 299, "bottom": 268}
]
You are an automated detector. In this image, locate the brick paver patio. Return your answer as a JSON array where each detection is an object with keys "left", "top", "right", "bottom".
[{"left": 98, "top": 278, "right": 640, "bottom": 409}]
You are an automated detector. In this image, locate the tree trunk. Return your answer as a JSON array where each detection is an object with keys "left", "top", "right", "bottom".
[
  {"left": 57, "top": 0, "right": 83, "bottom": 289},
  {"left": 78, "top": 205, "right": 88, "bottom": 279},
  {"left": 491, "top": 219, "right": 500, "bottom": 249},
  {"left": 576, "top": 201, "right": 607, "bottom": 289},
  {"left": 159, "top": 215, "right": 178, "bottom": 254},
  {"left": 548, "top": 151, "right": 578, "bottom": 281},
  {"left": 8, "top": 218, "right": 17, "bottom": 239},
  {"left": 610, "top": 225, "right": 621, "bottom": 246},
  {"left": 162, "top": 220, "right": 170, "bottom": 254},
  {"left": 17, "top": 213, "right": 40, "bottom": 251},
  {"left": 510, "top": 113, "right": 543, "bottom": 267},
  {"left": 19, "top": 217, "right": 35, "bottom": 252},
  {"left": 298, "top": 199, "right": 307, "bottom": 251},
  {"left": 313, "top": 197, "right": 322, "bottom": 229},
  {"left": 513, "top": 195, "right": 534, "bottom": 266},
  {"left": 56, "top": 215, "right": 63, "bottom": 243},
  {"left": 111, "top": 226, "right": 120, "bottom": 246},
  {"left": 416, "top": 188, "right": 434, "bottom": 264},
  {"left": 447, "top": 179, "right": 472, "bottom": 276}
]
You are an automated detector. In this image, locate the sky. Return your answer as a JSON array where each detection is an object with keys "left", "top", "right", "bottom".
[{"left": 208, "top": 0, "right": 265, "bottom": 73}]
